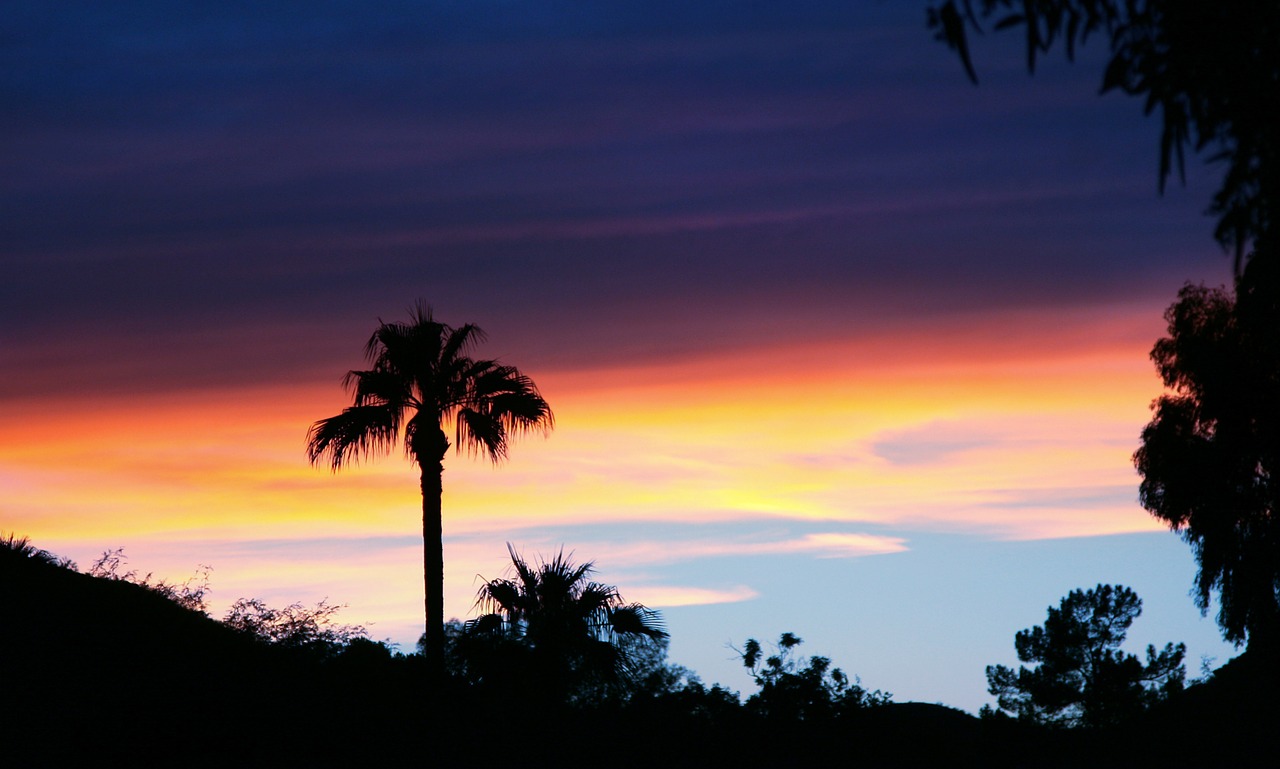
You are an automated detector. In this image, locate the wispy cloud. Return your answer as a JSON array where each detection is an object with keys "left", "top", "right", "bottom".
[
  {"left": 461, "top": 531, "right": 909, "bottom": 568},
  {"left": 871, "top": 421, "right": 998, "bottom": 466},
  {"left": 625, "top": 584, "right": 759, "bottom": 608}
]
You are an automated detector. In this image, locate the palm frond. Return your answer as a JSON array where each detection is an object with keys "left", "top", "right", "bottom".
[
  {"left": 493, "top": 390, "right": 554, "bottom": 432},
  {"left": 306, "top": 404, "right": 403, "bottom": 470},
  {"left": 441, "top": 321, "right": 487, "bottom": 364},
  {"left": 465, "top": 613, "right": 505, "bottom": 635},
  {"left": 488, "top": 374, "right": 554, "bottom": 433},
  {"left": 0, "top": 532, "right": 59, "bottom": 565},
  {"left": 456, "top": 408, "right": 507, "bottom": 460},
  {"left": 451, "top": 365, "right": 553, "bottom": 461},
  {"left": 577, "top": 583, "right": 623, "bottom": 619},
  {"left": 365, "top": 319, "right": 405, "bottom": 363},
  {"left": 608, "top": 605, "right": 668, "bottom": 641},
  {"left": 1, "top": 532, "right": 37, "bottom": 555},
  {"left": 506, "top": 543, "right": 539, "bottom": 589},
  {"left": 343, "top": 368, "right": 417, "bottom": 409},
  {"left": 475, "top": 579, "right": 523, "bottom": 619}
]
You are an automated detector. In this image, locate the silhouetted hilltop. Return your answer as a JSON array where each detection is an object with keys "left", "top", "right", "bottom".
[
  {"left": 1109, "top": 647, "right": 1280, "bottom": 768},
  {"left": 0, "top": 546, "right": 427, "bottom": 767},
  {"left": 5, "top": 542, "right": 1275, "bottom": 768},
  {"left": 2, "top": 547, "right": 260, "bottom": 765},
  {"left": 2, "top": 543, "right": 253, "bottom": 662}
]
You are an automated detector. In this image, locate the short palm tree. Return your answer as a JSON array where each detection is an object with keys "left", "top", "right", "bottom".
[
  {"left": 0, "top": 533, "right": 55, "bottom": 564},
  {"left": 466, "top": 544, "right": 667, "bottom": 702},
  {"left": 307, "top": 304, "right": 553, "bottom": 674}
]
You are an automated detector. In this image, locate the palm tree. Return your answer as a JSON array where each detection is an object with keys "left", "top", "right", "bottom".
[
  {"left": 0, "top": 533, "right": 56, "bottom": 565},
  {"left": 306, "top": 304, "right": 553, "bottom": 674},
  {"left": 466, "top": 544, "right": 667, "bottom": 703}
]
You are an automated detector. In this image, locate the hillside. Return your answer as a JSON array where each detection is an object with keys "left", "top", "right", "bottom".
[
  {"left": 3, "top": 542, "right": 1275, "bottom": 768},
  {"left": 0, "top": 546, "right": 425, "bottom": 767}
]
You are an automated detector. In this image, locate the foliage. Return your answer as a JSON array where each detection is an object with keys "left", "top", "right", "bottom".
[
  {"left": 927, "top": 0, "right": 1280, "bottom": 269},
  {"left": 623, "top": 634, "right": 699, "bottom": 700},
  {"left": 986, "top": 584, "right": 1185, "bottom": 727},
  {"left": 307, "top": 302, "right": 553, "bottom": 672},
  {"left": 8, "top": 536, "right": 375, "bottom": 661},
  {"left": 306, "top": 303, "right": 554, "bottom": 470},
  {"left": 461, "top": 544, "right": 667, "bottom": 704},
  {"left": 222, "top": 597, "right": 368, "bottom": 655},
  {"left": 1134, "top": 284, "right": 1280, "bottom": 646},
  {"left": 86, "top": 548, "right": 211, "bottom": 614},
  {"left": 639, "top": 676, "right": 744, "bottom": 720},
  {"left": 77, "top": 547, "right": 376, "bottom": 654},
  {"left": 0, "top": 532, "right": 77, "bottom": 570},
  {"left": 927, "top": 0, "right": 1280, "bottom": 652},
  {"left": 740, "top": 632, "right": 890, "bottom": 720}
]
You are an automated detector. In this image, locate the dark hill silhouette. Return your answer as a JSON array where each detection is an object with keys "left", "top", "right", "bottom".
[
  {"left": 1108, "top": 647, "right": 1280, "bottom": 768},
  {"left": 4, "top": 546, "right": 263, "bottom": 765},
  {"left": 0, "top": 545, "right": 432, "bottom": 768},
  {"left": 5, "top": 540, "right": 1277, "bottom": 768}
]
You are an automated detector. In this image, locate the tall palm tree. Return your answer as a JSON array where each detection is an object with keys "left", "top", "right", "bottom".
[
  {"left": 466, "top": 544, "right": 667, "bottom": 702},
  {"left": 306, "top": 304, "right": 553, "bottom": 674}
]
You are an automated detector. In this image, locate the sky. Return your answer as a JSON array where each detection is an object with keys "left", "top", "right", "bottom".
[{"left": 1, "top": 1, "right": 1242, "bottom": 711}]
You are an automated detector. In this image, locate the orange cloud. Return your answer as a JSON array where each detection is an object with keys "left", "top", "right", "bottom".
[{"left": 0, "top": 300, "right": 1174, "bottom": 640}]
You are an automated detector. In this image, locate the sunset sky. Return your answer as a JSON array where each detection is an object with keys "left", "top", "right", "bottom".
[{"left": 2, "top": 1, "right": 1241, "bottom": 711}]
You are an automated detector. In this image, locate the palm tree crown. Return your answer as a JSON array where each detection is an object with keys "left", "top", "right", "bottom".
[
  {"left": 306, "top": 304, "right": 553, "bottom": 674},
  {"left": 466, "top": 544, "right": 666, "bottom": 702},
  {"left": 307, "top": 304, "right": 553, "bottom": 470}
]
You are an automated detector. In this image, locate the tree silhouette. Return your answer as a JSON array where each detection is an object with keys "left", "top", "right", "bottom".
[
  {"left": 465, "top": 544, "right": 666, "bottom": 703},
  {"left": 1134, "top": 284, "right": 1280, "bottom": 647},
  {"left": 307, "top": 305, "right": 553, "bottom": 673},
  {"left": 927, "top": 0, "right": 1279, "bottom": 272},
  {"left": 740, "top": 632, "right": 890, "bottom": 721},
  {"left": 928, "top": 0, "right": 1280, "bottom": 654},
  {"left": 986, "top": 584, "right": 1185, "bottom": 727}
]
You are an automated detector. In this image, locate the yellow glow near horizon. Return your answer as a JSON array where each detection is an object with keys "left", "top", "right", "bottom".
[{"left": 0, "top": 302, "right": 1171, "bottom": 620}]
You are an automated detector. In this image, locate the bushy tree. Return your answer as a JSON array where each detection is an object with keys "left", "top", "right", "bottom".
[
  {"left": 740, "top": 632, "right": 890, "bottom": 721},
  {"left": 986, "top": 585, "right": 1185, "bottom": 727},
  {"left": 1135, "top": 284, "right": 1280, "bottom": 647}
]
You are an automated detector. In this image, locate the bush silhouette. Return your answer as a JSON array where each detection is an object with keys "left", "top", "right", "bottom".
[{"left": 740, "top": 632, "right": 890, "bottom": 721}]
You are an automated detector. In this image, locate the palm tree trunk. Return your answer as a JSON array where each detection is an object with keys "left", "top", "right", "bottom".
[{"left": 421, "top": 451, "right": 446, "bottom": 678}]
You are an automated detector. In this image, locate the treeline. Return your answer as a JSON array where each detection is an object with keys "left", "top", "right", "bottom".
[{"left": 2, "top": 533, "right": 1275, "bottom": 768}]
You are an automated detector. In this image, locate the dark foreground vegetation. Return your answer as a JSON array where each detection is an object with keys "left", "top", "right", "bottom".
[{"left": 2, "top": 537, "right": 1276, "bottom": 769}]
